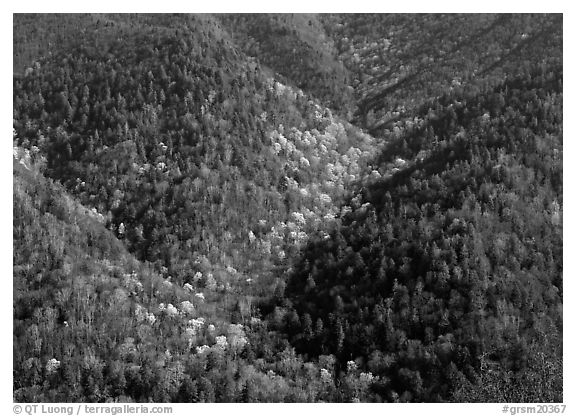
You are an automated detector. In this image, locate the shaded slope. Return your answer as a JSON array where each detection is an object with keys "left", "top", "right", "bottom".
[
  {"left": 218, "top": 14, "right": 353, "bottom": 115},
  {"left": 284, "top": 65, "right": 562, "bottom": 402},
  {"left": 13, "top": 13, "right": 381, "bottom": 298},
  {"left": 14, "top": 149, "right": 340, "bottom": 402},
  {"left": 321, "top": 14, "right": 562, "bottom": 134},
  {"left": 13, "top": 13, "right": 563, "bottom": 403},
  {"left": 13, "top": 148, "right": 380, "bottom": 403},
  {"left": 13, "top": 14, "right": 385, "bottom": 402}
]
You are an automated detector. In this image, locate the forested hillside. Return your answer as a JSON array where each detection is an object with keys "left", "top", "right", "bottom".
[
  {"left": 13, "top": 13, "right": 562, "bottom": 403},
  {"left": 218, "top": 14, "right": 354, "bottom": 115},
  {"left": 14, "top": 146, "right": 361, "bottom": 402},
  {"left": 284, "top": 64, "right": 563, "bottom": 402},
  {"left": 322, "top": 14, "right": 562, "bottom": 134}
]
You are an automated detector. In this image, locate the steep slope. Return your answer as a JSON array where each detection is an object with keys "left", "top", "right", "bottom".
[
  {"left": 13, "top": 13, "right": 374, "bottom": 292},
  {"left": 218, "top": 14, "right": 354, "bottom": 116},
  {"left": 283, "top": 64, "right": 562, "bottom": 402},
  {"left": 14, "top": 146, "right": 353, "bottom": 403},
  {"left": 13, "top": 13, "right": 563, "bottom": 403},
  {"left": 321, "top": 14, "right": 562, "bottom": 134},
  {"left": 13, "top": 13, "right": 383, "bottom": 402},
  {"left": 14, "top": 146, "right": 163, "bottom": 401}
]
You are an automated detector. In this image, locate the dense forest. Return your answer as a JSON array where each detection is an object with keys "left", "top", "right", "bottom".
[{"left": 13, "top": 13, "right": 562, "bottom": 402}]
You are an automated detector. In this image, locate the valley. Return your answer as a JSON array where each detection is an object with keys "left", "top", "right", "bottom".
[{"left": 12, "top": 13, "right": 562, "bottom": 403}]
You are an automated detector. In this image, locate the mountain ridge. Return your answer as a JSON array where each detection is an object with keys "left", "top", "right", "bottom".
[{"left": 13, "top": 13, "right": 562, "bottom": 402}]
